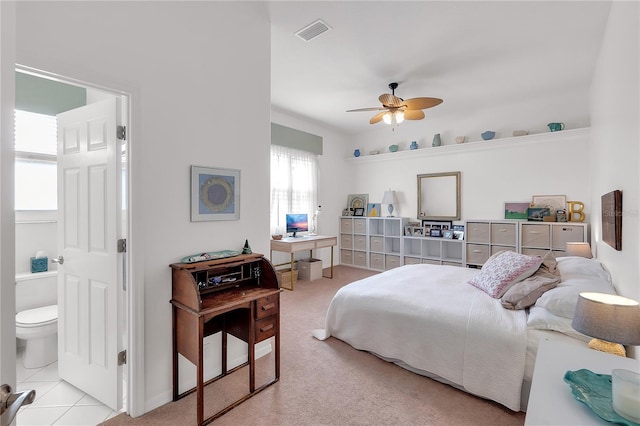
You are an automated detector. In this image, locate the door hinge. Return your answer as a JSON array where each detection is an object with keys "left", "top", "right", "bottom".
[
  {"left": 118, "top": 350, "right": 127, "bottom": 366},
  {"left": 117, "top": 125, "right": 126, "bottom": 140},
  {"left": 117, "top": 238, "right": 127, "bottom": 253}
]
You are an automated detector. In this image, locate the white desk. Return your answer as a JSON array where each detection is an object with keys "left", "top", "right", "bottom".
[
  {"left": 269, "top": 235, "right": 337, "bottom": 290},
  {"left": 525, "top": 339, "right": 640, "bottom": 426}
]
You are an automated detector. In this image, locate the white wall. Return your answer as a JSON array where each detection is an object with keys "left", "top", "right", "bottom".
[
  {"left": 589, "top": 1, "right": 639, "bottom": 303},
  {"left": 15, "top": 1, "right": 271, "bottom": 413},
  {"left": 348, "top": 129, "right": 591, "bottom": 225}
]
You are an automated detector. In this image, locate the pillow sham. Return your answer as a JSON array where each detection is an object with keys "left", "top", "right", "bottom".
[
  {"left": 501, "top": 252, "right": 560, "bottom": 310},
  {"left": 468, "top": 251, "right": 543, "bottom": 298},
  {"left": 556, "top": 256, "right": 612, "bottom": 283},
  {"left": 534, "top": 276, "right": 617, "bottom": 318},
  {"left": 527, "top": 306, "right": 590, "bottom": 342}
]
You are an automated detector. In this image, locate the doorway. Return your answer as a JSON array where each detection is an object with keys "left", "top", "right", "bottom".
[{"left": 14, "top": 66, "right": 130, "bottom": 417}]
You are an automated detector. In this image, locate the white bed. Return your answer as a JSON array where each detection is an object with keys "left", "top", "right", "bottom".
[{"left": 313, "top": 257, "right": 616, "bottom": 411}]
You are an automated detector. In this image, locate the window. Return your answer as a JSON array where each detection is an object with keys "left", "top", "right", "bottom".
[
  {"left": 14, "top": 110, "right": 58, "bottom": 210},
  {"left": 270, "top": 145, "right": 318, "bottom": 233}
]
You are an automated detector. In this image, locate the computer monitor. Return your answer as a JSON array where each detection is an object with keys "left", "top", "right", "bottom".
[{"left": 285, "top": 213, "right": 308, "bottom": 238}]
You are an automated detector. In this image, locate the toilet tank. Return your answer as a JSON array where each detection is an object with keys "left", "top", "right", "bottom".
[{"left": 15, "top": 271, "right": 58, "bottom": 312}]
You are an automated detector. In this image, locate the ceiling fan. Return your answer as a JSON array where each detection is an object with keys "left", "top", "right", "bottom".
[{"left": 347, "top": 82, "right": 443, "bottom": 125}]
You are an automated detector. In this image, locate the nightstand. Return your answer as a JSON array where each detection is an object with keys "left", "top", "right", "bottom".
[{"left": 525, "top": 339, "right": 640, "bottom": 425}]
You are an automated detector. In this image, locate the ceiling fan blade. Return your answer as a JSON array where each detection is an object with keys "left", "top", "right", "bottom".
[
  {"left": 403, "top": 110, "right": 425, "bottom": 120},
  {"left": 347, "top": 107, "right": 387, "bottom": 112},
  {"left": 402, "top": 97, "right": 443, "bottom": 110},
  {"left": 379, "top": 93, "right": 403, "bottom": 107},
  {"left": 370, "top": 111, "right": 386, "bottom": 124}
]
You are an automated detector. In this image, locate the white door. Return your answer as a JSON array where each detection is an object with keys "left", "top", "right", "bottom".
[{"left": 56, "top": 98, "right": 123, "bottom": 410}]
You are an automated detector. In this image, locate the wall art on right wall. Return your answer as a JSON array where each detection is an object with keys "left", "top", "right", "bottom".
[{"left": 601, "top": 189, "right": 622, "bottom": 250}]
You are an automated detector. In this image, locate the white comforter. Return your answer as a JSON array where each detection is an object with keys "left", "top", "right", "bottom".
[{"left": 313, "top": 264, "right": 528, "bottom": 411}]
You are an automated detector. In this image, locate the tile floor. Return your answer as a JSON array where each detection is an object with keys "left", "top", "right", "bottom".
[{"left": 15, "top": 346, "right": 121, "bottom": 425}]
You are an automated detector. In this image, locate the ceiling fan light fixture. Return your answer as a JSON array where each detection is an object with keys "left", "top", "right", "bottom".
[
  {"left": 382, "top": 112, "right": 392, "bottom": 124},
  {"left": 395, "top": 111, "right": 405, "bottom": 124}
]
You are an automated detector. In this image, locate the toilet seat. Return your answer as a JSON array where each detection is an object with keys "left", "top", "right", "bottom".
[{"left": 16, "top": 305, "right": 58, "bottom": 327}]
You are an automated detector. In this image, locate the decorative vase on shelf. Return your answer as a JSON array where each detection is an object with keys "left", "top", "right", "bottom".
[
  {"left": 481, "top": 131, "right": 496, "bottom": 140},
  {"left": 353, "top": 149, "right": 360, "bottom": 157},
  {"left": 432, "top": 133, "right": 441, "bottom": 147},
  {"left": 389, "top": 144, "right": 399, "bottom": 152},
  {"left": 410, "top": 141, "right": 418, "bottom": 150}
]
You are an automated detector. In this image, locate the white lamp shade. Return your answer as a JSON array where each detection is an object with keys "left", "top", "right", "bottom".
[
  {"left": 566, "top": 242, "right": 593, "bottom": 258},
  {"left": 572, "top": 292, "right": 640, "bottom": 345},
  {"left": 381, "top": 190, "right": 397, "bottom": 205}
]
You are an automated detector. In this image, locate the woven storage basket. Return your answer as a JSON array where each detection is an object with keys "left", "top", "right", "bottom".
[{"left": 276, "top": 268, "right": 298, "bottom": 290}]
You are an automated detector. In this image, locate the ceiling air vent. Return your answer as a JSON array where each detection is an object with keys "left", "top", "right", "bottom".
[{"left": 295, "top": 19, "right": 331, "bottom": 42}]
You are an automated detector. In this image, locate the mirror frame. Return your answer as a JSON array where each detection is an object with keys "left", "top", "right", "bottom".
[{"left": 417, "top": 171, "right": 461, "bottom": 220}]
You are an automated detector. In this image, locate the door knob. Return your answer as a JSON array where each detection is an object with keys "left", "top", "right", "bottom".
[{"left": 52, "top": 256, "right": 64, "bottom": 265}]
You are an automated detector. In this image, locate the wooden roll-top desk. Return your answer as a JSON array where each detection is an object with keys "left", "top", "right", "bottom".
[{"left": 170, "top": 253, "right": 281, "bottom": 425}]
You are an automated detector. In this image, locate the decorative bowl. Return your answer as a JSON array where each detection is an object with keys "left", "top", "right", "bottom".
[
  {"left": 389, "top": 144, "right": 399, "bottom": 152},
  {"left": 481, "top": 131, "right": 496, "bottom": 140},
  {"left": 513, "top": 130, "right": 528, "bottom": 137},
  {"left": 271, "top": 234, "right": 283, "bottom": 240}
]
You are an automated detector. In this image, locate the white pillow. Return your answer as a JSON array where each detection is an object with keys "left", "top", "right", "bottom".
[
  {"left": 556, "top": 256, "right": 612, "bottom": 283},
  {"left": 535, "top": 257, "right": 617, "bottom": 319},
  {"left": 527, "top": 306, "right": 590, "bottom": 342},
  {"left": 468, "top": 251, "right": 543, "bottom": 298}
]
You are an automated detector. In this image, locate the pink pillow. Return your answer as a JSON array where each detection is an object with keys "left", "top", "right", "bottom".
[{"left": 468, "top": 251, "right": 543, "bottom": 298}]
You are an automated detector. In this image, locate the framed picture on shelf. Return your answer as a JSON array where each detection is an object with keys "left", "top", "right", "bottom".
[
  {"left": 531, "top": 195, "right": 566, "bottom": 215},
  {"left": 504, "top": 202, "right": 530, "bottom": 220},
  {"left": 527, "top": 207, "right": 550, "bottom": 221},
  {"left": 443, "top": 230, "right": 454, "bottom": 239},
  {"left": 347, "top": 194, "right": 369, "bottom": 211},
  {"left": 413, "top": 227, "right": 425, "bottom": 236},
  {"left": 453, "top": 230, "right": 465, "bottom": 240},
  {"left": 429, "top": 228, "right": 442, "bottom": 237},
  {"left": 353, "top": 207, "right": 365, "bottom": 216},
  {"left": 422, "top": 220, "right": 452, "bottom": 230},
  {"left": 367, "top": 203, "right": 381, "bottom": 217},
  {"left": 342, "top": 208, "right": 351, "bottom": 217},
  {"left": 404, "top": 225, "right": 413, "bottom": 236},
  {"left": 191, "top": 165, "right": 240, "bottom": 222}
]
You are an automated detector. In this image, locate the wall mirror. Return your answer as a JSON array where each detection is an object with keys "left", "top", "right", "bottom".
[{"left": 417, "top": 171, "right": 461, "bottom": 220}]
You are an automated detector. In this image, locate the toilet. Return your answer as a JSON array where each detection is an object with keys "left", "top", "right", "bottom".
[{"left": 15, "top": 271, "right": 58, "bottom": 369}]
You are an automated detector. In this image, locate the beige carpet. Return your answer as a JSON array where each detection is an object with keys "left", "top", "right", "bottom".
[{"left": 102, "top": 266, "right": 525, "bottom": 425}]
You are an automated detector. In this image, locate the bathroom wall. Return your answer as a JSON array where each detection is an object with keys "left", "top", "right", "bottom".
[{"left": 15, "top": 211, "right": 57, "bottom": 274}]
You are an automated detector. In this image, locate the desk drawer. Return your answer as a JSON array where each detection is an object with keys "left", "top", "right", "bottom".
[
  {"left": 256, "top": 295, "right": 279, "bottom": 320},
  {"left": 255, "top": 316, "right": 277, "bottom": 342},
  {"left": 316, "top": 237, "right": 337, "bottom": 248}
]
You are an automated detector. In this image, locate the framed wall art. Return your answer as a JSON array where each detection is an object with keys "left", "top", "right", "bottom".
[
  {"left": 531, "top": 195, "right": 566, "bottom": 215},
  {"left": 353, "top": 207, "right": 365, "bottom": 216},
  {"left": 504, "top": 202, "right": 530, "bottom": 220},
  {"left": 191, "top": 166, "right": 240, "bottom": 221},
  {"left": 367, "top": 203, "right": 381, "bottom": 217},
  {"left": 601, "top": 189, "right": 622, "bottom": 250},
  {"left": 347, "top": 194, "right": 369, "bottom": 211},
  {"left": 527, "top": 207, "right": 550, "bottom": 221}
]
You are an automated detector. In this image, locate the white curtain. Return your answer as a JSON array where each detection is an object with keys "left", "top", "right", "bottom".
[{"left": 270, "top": 145, "right": 318, "bottom": 234}]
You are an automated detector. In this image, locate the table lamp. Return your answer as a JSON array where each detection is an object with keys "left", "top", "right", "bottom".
[
  {"left": 382, "top": 190, "right": 397, "bottom": 217},
  {"left": 565, "top": 242, "right": 593, "bottom": 258},
  {"left": 572, "top": 292, "right": 640, "bottom": 357}
]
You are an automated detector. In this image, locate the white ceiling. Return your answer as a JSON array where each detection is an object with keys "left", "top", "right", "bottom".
[{"left": 269, "top": 1, "right": 612, "bottom": 135}]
